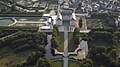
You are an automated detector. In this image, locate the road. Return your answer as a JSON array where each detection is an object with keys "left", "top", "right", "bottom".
[
  {"left": 63, "top": 26, "right": 68, "bottom": 57},
  {"left": 63, "top": 26, "right": 68, "bottom": 67},
  {"left": 45, "top": 35, "right": 53, "bottom": 59},
  {"left": 63, "top": 57, "right": 68, "bottom": 67}
]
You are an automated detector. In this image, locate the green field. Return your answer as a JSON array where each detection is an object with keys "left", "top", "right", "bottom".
[
  {"left": 68, "top": 32, "right": 78, "bottom": 52},
  {"left": 52, "top": 60, "right": 63, "bottom": 67},
  {"left": 68, "top": 60, "right": 80, "bottom": 67},
  {"left": 57, "top": 32, "right": 64, "bottom": 52}
]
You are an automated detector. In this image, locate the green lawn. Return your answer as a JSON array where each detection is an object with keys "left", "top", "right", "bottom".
[
  {"left": 68, "top": 60, "right": 80, "bottom": 67},
  {"left": 57, "top": 32, "right": 64, "bottom": 52},
  {"left": 68, "top": 32, "right": 78, "bottom": 52},
  {"left": 51, "top": 60, "right": 63, "bottom": 67}
]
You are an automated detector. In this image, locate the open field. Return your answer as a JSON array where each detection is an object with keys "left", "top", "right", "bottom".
[
  {"left": 57, "top": 32, "right": 64, "bottom": 52},
  {"left": 68, "top": 32, "right": 78, "bottom": 52},
  {"left": 68, "top": 60, "right": 80, "bottom": 67},
  {"left": 52, "top": 60, "right": 63, "bottom": 67}
]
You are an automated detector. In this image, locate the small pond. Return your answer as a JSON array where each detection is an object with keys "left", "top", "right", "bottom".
[{"left": 0, "top": 18, "right": 14, "bottom": 26}]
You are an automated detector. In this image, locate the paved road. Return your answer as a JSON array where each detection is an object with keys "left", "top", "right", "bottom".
[
  {"left": 45, "top": 35, "right": 53, "bottom": 59},
  {"left": 63, "top": 57, "right": 68, "bottom": 67},
  {"left": 63, "top": 26, "right": 68, "bottom": 67},
  {"left": 63, "top": 26, "right": 68, "bottom": 57}
]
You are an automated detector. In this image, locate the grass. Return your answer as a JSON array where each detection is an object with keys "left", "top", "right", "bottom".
[
  {"left": 68, "top": 32, "right": 78, "bottom": 52},
  {"left": 51, "top": 60, "right": 63, "bottom": 67},
  {"left": 68, "top": 60, "right": 80, "bottom": 67},
  {"left": 57, "top": 32, "right": 64, "bottom": 52}
]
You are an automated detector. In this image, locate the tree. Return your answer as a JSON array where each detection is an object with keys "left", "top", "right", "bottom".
[
  {"left": 52, "top": 25, "right": 59, "bottom": 37},
  {"left": 19, "top": 51, "right": 44, "bottom": 66},
  {"left": 81, "top": 33, "right": 88, "bottom": 41},
  {"left": 96, "top": 53, "right": 109, "bottom": 65},
  {"left": 96, "top": 46, "right": 106, "bottom": 54},
  {"left": 108, "top": 60, "right": 120, "bottom": 67},
  {"left": 53, "top": 25, "right": 59, "bottom": 33},
  {"left": 52, "top": 29, "right": 58, "bottom": 37},
  {"left": 78, "top": 2, "right": 82, "bottom": 8},
  {"left": 73, "top": 28, "right": 80, "bottom": 45},
  {"left": 73, "top": 28, "right": 80, "bottom": 37},
  {"left": 79, "top": 58, "right": 93, "bottom": 67},
  {"left": 37, "top": 58, "right": 52, "bottom": 67},
  {"left": 79, "top": 19, "right": 83, "bottom": 28},
  {"left": 51, "top": 48, "right": 55, "bottom": 56},
  {"left": 110, "top": 49, "right": 117, "bottom": 59},
  {"left": 51, "top": 36, "right": 58, "bottom": 48}
]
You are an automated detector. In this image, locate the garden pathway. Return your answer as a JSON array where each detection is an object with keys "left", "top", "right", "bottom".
[
  {"left": 63, "top": 26, "right": 68, "bottom": 67},
  {"left": 45, "top": 35, "right": 53, "bottom": 59}
]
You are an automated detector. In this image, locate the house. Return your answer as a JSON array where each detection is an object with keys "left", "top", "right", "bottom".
[
  {"left": 50, "top": 10, "right": 57, "bottom": 25},
  {"left": 26, "top": 9, "right": 35, "bottom": 12},
  {"left": 56, "top": 12, "right": 62, "bottom": 25},
  {"left": 70, "top": 13, "right": 76, "bottom": 26}
]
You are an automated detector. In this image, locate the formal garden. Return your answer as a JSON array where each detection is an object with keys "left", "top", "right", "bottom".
[
  {"left": 0, "top": 11, "right": 120, "bottom": 67},
  {"left": 52, "top": 27, "right": 120, "bottom": 67}
]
